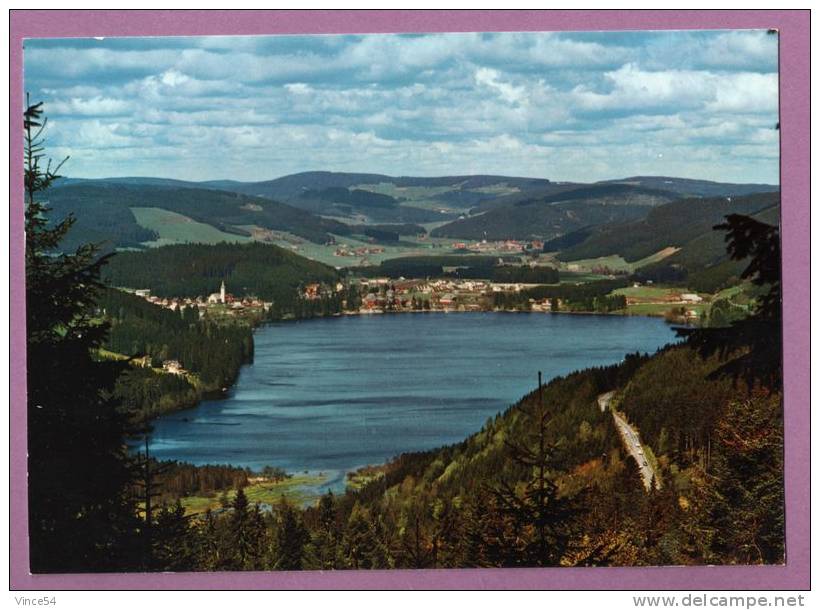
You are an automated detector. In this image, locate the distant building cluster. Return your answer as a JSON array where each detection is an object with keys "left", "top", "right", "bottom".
[
  {"left": 161, "top": 359, "right": 186, "bottom": 376},
  {"left": 301, "top": 282, "right": 346, "bottom": 301},
  {"left": 450, "top": 239, "right": 542, "bottom": 253},
  {"left": 351, "top": 277, "right": 557, "bottom": 313},
  {"left": 334, "top": 244, "right": 386, "bottom": 257},
  {"left": 127, "top": 281, "right": 272, "bottom": 316}
]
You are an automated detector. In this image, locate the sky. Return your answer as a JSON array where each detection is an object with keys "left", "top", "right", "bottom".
[{"left": 23, "top": 30, "right": 780, "bottom": 184}]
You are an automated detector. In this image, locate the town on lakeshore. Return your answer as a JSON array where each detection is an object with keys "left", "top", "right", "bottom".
[
  {"left": 126, "top": 281, "right": 272, "bottom": 316},
  {"left": 123, "top": 275, "right": 706, "bottom": 320}
]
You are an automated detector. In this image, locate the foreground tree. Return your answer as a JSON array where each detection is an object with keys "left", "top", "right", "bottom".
[
  {"left": 25, "top": 99, "right": 139, "bottom": 571},
  {"left": 274, "top": 498, "right": 309, "bottom": 570},
  {"left": 678, "top": 214, "right": 782, "bottom": 388},
  {"left": 490, "top": 373, "right": 572, "bottom": 566}
]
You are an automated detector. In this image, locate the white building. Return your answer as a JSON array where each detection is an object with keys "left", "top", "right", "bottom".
[{"left": 207, "top": 280, "right": 227, "bottom": 304}]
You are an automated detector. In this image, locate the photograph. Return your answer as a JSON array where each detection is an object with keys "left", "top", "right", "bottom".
[{"left": 10, "top": 10, "right": 808, "bottom": 591}]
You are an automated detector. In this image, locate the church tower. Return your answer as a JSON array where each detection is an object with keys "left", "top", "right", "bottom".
[{"left": 220, "top": 280, "right": 226, "bottom": 304}]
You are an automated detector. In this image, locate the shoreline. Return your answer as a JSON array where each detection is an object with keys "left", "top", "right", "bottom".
[
  {"left": 138, "top": 309, "right": 682, "bottom": 507},
  {"left": 338, "top": 307, "right": 671, "bottom": 318},
  {"left": 144, "top": 305, "right": 685, "bottom": 419}
]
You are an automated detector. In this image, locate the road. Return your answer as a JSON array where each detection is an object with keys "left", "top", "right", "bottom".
[
  {"left": 598, "top": 392, "right": 659, "bottom": 491},
  {"left": 597, "top": 391, "right": 615, "bottom": 413}
]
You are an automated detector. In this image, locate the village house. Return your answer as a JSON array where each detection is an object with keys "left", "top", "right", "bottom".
[
  {"left": 439, "top": 293, "right": 456, "bottom": 307},
  {"left": 363, "top": 293, "right": 381, "bottom": 310},
  {"left": 162, "top": 359, "right": 185, "bottom": 376}
]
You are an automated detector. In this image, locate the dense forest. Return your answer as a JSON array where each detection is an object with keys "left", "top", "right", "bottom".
[
  {"left": 430, "top": 184, "right": 678, "bottom": 240},
  {"left": 101, "top": 242, "right": 340, "bottom": 306},
  {"left": 47, "top": 181, "right": 353, "bottom": 246},
  {"left": 555, "top": 192, "right": 779, "bottom": 263},
  {"left": 633, "top": 204, "right": 781, "bottom": 293},
  {"left": 96, "top": 288, "right": 254, "bottom": 419}
]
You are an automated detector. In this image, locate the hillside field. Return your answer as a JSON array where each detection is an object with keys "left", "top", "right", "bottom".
[{"left": 131, "top": 207, "right": 251, "bottom": 247}]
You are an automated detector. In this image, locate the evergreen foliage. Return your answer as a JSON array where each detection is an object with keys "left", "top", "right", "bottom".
[
  {"left": 25, "top": 100, "right": 141, "bottom": 572},
  {"left": 47, "top": 181, "right": 352, "bottom": 246},
  {"left": 98, "top": 288, "right": 254, "bottom": 398},
  {"left": 677, "top": 214, "right": 782, "bottom": 387},
  {"left": 101, "top": 241, "right": 340, "bottom": 307}
]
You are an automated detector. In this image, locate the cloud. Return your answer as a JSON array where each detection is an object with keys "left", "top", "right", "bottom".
[
  {"left": 23, "top": 30, "right": 780, "bottom": 184},
  {"left": 643, "top": 30, "right": 779, "bottom": 72},
  {"left": 474, "top": 67, "right": 527, "bottom": 105},
  {"left": 48, "top": 96, "right": 133, "bottom": 117},
  {"left": 571, "top": 63, "right": 778, "bottom": 115},
  {"left": 284, "top": 83, "right": 312, "bottom": 95}
]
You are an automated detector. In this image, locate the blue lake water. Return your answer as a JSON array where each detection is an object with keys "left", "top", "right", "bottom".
[{"left": 144, "top": 312, "right": 677, "bottom": 493}]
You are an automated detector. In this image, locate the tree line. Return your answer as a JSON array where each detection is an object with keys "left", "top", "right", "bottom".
[
  {"left": 102, "top": 241, "right": 340, "bottom": 305},
  {"left": 94, "top": 288, "right": 254, "bottom": 419}
]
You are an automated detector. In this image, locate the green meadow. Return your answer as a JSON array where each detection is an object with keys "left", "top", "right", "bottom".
[{"left": 132, "top": 207, "right": 251, "bottom": 247}]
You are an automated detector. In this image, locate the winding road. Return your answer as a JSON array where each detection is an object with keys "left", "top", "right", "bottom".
[{"left": 598, "top": 392, "right": 660, "bottom": 491}]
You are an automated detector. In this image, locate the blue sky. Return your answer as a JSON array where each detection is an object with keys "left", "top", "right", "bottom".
[{"left": 23, "top": 30, "right": 779, "bottom": 183}]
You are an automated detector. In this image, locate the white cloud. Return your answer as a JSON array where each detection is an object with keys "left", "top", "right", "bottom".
[
  {"left": 284, "top": 83, "right": 312, "bottom": 95},
  {"left": 474, "top": 67, "right": 527, "bottom": 105},
  {"left": 705, "top": 72, "right": 778, "bottom": 113},
  {"left": 49, "top": 96, "right": 132, "bottom": 116},
  {"left": 644, "top": 30, "right": 779, "bottom": 72},
  {"left": 159, "top": 69, "right": 189, "bottom": 87},
  {"left": 572, "top": 63, "right": 778, "bottom": 115},
  {"left": 23, "top": 31, "right": 780, "bottom": 183}
]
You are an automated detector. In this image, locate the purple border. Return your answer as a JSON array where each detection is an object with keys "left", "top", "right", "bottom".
[{"left": 9, "top": 10, "right": 810, "bottom": 590}]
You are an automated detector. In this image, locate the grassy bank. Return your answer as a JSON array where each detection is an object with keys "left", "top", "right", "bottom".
[{"left": 178, "top": 473, "right": 329, "bottom": 515}]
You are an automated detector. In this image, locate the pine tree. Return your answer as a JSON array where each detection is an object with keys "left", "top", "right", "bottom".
[
  {"left": 490, "top": 372, "right": 572, "bottom": 566},
  {"left": 25, "top": 98, "right": 141, "bottom": 572},
  {"left": 398, "top": 504, "right": 431, "bottom": 568},
  {"left": 343, "top": 502, "right": 381, "bottom": 569},
  {"left": 152, "top": 500, "right": 195, "bottom": 571},
  {"left": 227, "top": 487, "right": 263, "bottom": 569},
  {"left": 133, "top": 445, "right": 172, "bottom": 569},
  {"left": 197, "top": 509, "right": 223, "bottom": 570},
  {"left": 308, "top": 491, "right": 340, "bottom": 569},
  {"left": 429, "top": 497, "right": 462, "bottom": 568},
  {"left": 461, "top": 490, "right": 491, "bottom": 567},
  {"left": 704, "top": 388, "right": 784, "bottom": 564},
  {"left": 274, "top": 498, "right": 309, "bottom": 570}
]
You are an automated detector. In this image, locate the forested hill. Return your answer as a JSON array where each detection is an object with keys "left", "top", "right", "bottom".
[
  {"left": 50, "top": 174, "right": 779, "bottom": 250},
  {"left": 430, "top": 184, "right": 680, "bottom": 240},
  {"left": 633, "top": 203, "right": 781, "bottom": 292},
  {"left": 47, "top": 182, "right": 352, "bottom": 249},
  {"left": 552, "top": 191, "right": 780, "bottom": 292},
  {"left": 102, "top": 242, "right": 340, "bottom": 304},
  {"left": 555, "top": 191, "right": 780, "bottom": 263},
  {"left": 598, "top": 176, "right": 779, "bottom": 198},
  {"left": 97, "top": 288, "right": 254, "bottom": 419},
  {"left": 201, "top": 171, "right": 553, "bottom": 202}
]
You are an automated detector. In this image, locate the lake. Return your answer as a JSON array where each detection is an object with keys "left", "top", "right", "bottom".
[{"left": 144, "top": 312, "right": 677, "bottom": 493}]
